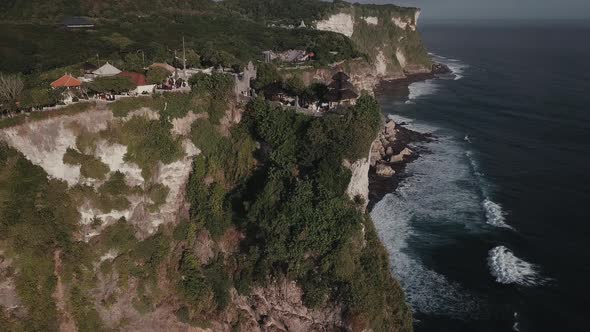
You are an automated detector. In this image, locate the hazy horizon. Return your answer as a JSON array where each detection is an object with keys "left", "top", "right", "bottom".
[{"left": 352, "top": 0, "right": 590, "bottom": 20}]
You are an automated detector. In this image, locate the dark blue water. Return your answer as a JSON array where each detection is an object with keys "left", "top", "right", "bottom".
[{"left": 371, "top": 21, "right": 590, "bottom": 332}]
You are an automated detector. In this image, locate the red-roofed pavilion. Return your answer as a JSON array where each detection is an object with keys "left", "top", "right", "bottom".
[{"left": 51, "top": 74, "right": 82, "bottom": 89}]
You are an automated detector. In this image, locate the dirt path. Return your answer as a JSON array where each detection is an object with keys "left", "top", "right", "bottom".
[{"left": 53, "top": 249, "right": 77, "bottom": 332}]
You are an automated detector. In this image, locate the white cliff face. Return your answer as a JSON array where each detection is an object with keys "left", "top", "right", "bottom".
[
  {"left": 171, "top": 111, "right": 207, "bottom": 137},
  {"left": 0, "top": 110, "right": 112, "bottom": 186},
  {"left": 345, "top": 142, "right": 374, "bottom": 211},
  {"left": 94, "top": 141, "right": 144, "bottom": 187},
  {"left": 375, "top": 50, "right": 388, "bottom": 76},
  {"left": 152, "top": 139, "right": 200, "bottom": 233},
  {"left": 392, "top": 13, "right": 419, "bottom": 31},
  {"left": 362, "top": 16, "right": 378, "bottom": 25},
  {"left": 396, "top": 48, "right": 408, "bottom": 68},
  {"left": 392, "top": 16, "right": 408, "bottom": 30},
  {"left": 0, "top": 108, "right": 199, "bottom": 240},
  {"left": 414, "top": 10, "right": 421, "bottom": 29},
  {"left": 316, "top": 13, "right": 355, "bottom": 38}
]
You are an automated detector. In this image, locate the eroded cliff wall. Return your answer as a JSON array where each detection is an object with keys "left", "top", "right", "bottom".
[{"left": 315, "top": 4, "right": 432, "bottom": 78}]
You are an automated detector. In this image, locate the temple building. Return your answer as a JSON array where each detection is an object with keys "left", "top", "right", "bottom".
[{"left": 324, "top": 72, "right": 359, "bottom": 108}]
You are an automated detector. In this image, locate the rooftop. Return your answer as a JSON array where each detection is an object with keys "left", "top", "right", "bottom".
[
  {"left": 62, "top": 17, "right": 94, "bottom": 27},
  {"left": 51, "top": 74, "right": 81, "bottom": 88}
]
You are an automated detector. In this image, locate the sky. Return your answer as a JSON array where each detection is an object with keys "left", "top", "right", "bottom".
[{"left": 353, "top": 0, "right": 590, "bottom": 20}]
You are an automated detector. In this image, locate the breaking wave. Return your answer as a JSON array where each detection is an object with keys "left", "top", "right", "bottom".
[
  {"left": 429, "top": 51, "right": 469, "bottom": 80},
  {"left": 483, "top": 199, "right": 512, "bottom": 229},
  {"left": 386, "top": 114, "right": 438, "bottom": 134},
  {"left": 407, "top": 53, "right": 468, "bottom": 102},
  {"left": 371, "top": 133, "right": 482, "bottom": 317},
  {"left": 465, "top": 150, "right": 513, "bottom": 230},
  {"left": 408, "top": 79, "right": 438, "bottom": 101},
  {"left": 488, "top": 246, "right": 544, "bottom": 286}
]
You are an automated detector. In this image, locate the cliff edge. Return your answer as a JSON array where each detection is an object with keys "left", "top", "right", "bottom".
[{"left": 316, "top": 4, "right": 432, "bottom": 79}]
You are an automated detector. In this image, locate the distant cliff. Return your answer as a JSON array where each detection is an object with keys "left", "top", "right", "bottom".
[{"left": 315, "top": 4, "right": 432, "bottom": 78}]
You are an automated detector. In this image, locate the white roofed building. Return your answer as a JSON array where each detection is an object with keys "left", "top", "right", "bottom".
[{"left": 93, "top": 62, "right": 122, "bottom": 77}]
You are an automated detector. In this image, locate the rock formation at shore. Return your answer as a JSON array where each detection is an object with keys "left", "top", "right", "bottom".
[{"left": 367, "top": 118, "right": 431, "bottom": 210}]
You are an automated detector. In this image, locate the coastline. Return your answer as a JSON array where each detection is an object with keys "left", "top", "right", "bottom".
[
  {"left": 368, "top": 122, "right": 432, "bottom": 210},
  {"left": 366, "top": 69, "right": 447, "bottom": 211}
]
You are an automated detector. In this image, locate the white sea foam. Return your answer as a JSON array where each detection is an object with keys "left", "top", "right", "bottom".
[
  {"left": 445, "top": 60, "right": 469, "bottom": 80},
  {"left": 465, "top": 151, "right": 514, "bottom": 230},
  {"left": 483, "top": 199, "right": 513, "bottom": 229},
  {"left": 405, "top": 53, "right": 468, "bottom": 102},
  {"left": 408, "top": 79, "right": 438, "bottom": 101},
  {"left": 488, "top": 246, "right": 544, "bottom": 286},
  {"left": 430, "top": 52, "right": 469, "bottom": 80},
  {"left": 387, "top": 114, "right": 438, "bottom": 133},
  {"left": 513, "top": 312, "right": 521, "bottom": 331},
  {"left": 371, "top": 135, "right": 483, "bottom": 316}
]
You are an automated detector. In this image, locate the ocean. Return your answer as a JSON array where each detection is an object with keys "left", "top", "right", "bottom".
[{"left": 371, "top": 20, "right": 590, "bottom": 332}]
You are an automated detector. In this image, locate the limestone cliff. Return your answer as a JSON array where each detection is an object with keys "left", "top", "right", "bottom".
[
  {"left": 0, "top": 104, "right": 361, "bottom": 331},
  {"left": 0, "top": 107, "right": 199, "bottom": 240},
  {"left": 315, "top": 3, "right": 432, "bottom": 79}
]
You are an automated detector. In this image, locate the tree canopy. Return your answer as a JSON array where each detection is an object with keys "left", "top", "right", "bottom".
[{"left": 88, "top": 76, "right": 136, "bottom": 94}]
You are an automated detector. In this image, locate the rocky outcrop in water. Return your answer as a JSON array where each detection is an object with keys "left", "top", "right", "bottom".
[{"left": 367, "top": 118, "right": 431, "bottom": 210}]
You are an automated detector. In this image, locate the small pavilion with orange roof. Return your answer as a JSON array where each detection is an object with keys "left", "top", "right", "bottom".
[{"left": 50, "top": 74, "right": 82, "bottom": 89}]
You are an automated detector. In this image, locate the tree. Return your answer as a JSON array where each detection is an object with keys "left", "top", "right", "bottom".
[
  {"left": 0, "top": 73, "right": 24, "bottom": 114},
  {"left": 146, "top": 67, "right": 170, "bottom": 85},
  {"left": 123, "top": 53, "right": 145, "bottom": 72},
  {"left": 286, "top": 75, "right": 305, "bottom": 96},
  {"left": 21, "top": 87, "right": 57, "bottom": 110},
  {"left": 100, "top": 33, "right": 134, "bottom": 51},
  {"left": 300, "top": 82, "right": 329, "bottom": 105},
  {"left": 88, "top": 76, "right": 136, "bottom": 94},
  {"left": 252, "top": 63, "right": 280, "bottom": 91},
  {"left": 200, "top": 47, "right": 238, "bottom": 68},
  {"left": 188, "top": 73, "right": 234, "bottom": 97},
  {"left": 185, "top": 49, "right": 201, "bottom": 68}
]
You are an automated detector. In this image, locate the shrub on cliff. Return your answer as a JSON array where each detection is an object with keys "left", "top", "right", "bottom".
[
  {"left": 228, "top": 96, "right": 411, "bottom": 331},
  {"left": 63, "top": 147, "right": 110, "bottom": 180},
  {"left": 0, "top": 144, "right": 81, "bottom": 331},
  {"left": 105, "top": 117, "right": 185, "bottom": 179},
  {"left": 88, "top": 76, "right": 136, "bottom": 94}
]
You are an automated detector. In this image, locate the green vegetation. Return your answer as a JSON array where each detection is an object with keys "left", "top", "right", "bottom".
[
  {"left": 237, "top": 95, "right": 410, "bottom": 330},
  {"left": 349, "top": 5, "right": 431, "bottom": 70},
  {"left": 0, "top": 102, "right": 94, "bottom": 129},
  {"left": 68, "top": 171, "right": 138, "bottom": 213},
  {"left": 20, "top": 87, "right": 59, "bottom": 109},
  {"left": 147, "top": 183, "right": 170, "bottom": 212},
  {"left": 0, "top": 2, "right": 424, "bottom": 330},
  {"left": 70, "top": 285, "right": 105, "bottom": 332},
  {"left": 0, "top": 5, "right": 360, "bottom": 75},
  {"left": 109, "top": 96, "right": 159, "bottom": 117},
  {"left": 105, "top": 117, "right": 184, "bottom": 179},
  {"left": 109, "top": 92, "right": 211, "bottom": 120},
  {"left": 176, "top": 94, "right": 411, "bottom": 330},
  {"left": 222, "top": 0, "right": 337, "bottom": 23},
  {"left": 146, "top": 66, "right": 169, "bottom": 85},
  {"left": 188, "top": 73, "right": 235, "bottom": 123},
  {"left": 0, "top": 143, "right": 80, "bottom": 331},
  {"left": 63, "top": 147, "right": 110, "bottom": 180},
  {"left": 88, "top": 76, "right": 136, "bottom": 94},
  {"left": 96, "top": 219, "right": 172, "bottom": 312}
]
